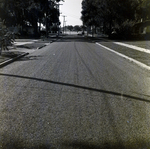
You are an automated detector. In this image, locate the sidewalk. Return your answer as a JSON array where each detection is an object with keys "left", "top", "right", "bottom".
[
  {"left": 13, "top": 38, "right": 51, "bottom": 49},
  {"left": 0, "top": 38, "right": 54, "bottom": 68}
]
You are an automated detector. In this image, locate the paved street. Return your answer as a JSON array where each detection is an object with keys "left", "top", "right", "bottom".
[{"left": 0, "top": 35, "right": 150, "bottom": 148}]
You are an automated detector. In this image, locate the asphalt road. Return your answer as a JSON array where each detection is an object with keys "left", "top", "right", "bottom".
[{"left": 0, "top": 35, "right": 150, "bottom": 149}]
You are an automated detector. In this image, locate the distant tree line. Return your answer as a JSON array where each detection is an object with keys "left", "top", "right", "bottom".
[
  {"left": 81, "top": 0, "right": 150, "bottom": 37},
  {"left": 65, "top": 25, "right": 84, "bottom": 32},
  {"left": 0, "top": 0, "right": 63, "bottom": 37}
]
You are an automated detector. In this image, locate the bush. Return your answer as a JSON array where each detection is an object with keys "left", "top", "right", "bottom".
[
  {"left": 109, "top": 20, "right": 136, "bottom": 40},
  {"left": 0, "top": 22, "right": 15, "bottom": 54},
  {"left": 118, "top": 20, "right": 135, "bottom": 39}
]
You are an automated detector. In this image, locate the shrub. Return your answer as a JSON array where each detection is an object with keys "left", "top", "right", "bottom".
[
  {"left": 0, "top": 22, "right": 15, "bottom": 55},
  {"left": 118, "top": 20, "right": 136, "bottom": 39}
]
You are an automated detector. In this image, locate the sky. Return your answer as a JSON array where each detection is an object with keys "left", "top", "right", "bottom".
[{"left": 59, "top": 0, "right": 83, "bottom": 26}]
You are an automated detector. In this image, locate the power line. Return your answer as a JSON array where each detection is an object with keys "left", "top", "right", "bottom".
[{"left": 62, "top": 11, "right": 80, "bottom": 19}]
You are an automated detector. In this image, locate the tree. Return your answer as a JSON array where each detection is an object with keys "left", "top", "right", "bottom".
[
  {"left": 0, "top": 0, "right": 63, "bottom": 37},
  {"left": 74, "top": 25, "right": 82, "bottom": 32},
  {"left": 136, "top": 0, "right": 150, "bottom": 21},
  {"left": 81, "top": 0, "right": 142, "bottom": 35},
  {"left": 0, "top": 20, "right": 15, "bottom": 55},
  {"left": 81, "top": 0, "right": 100, "bottom": 27},
  {"left": 35, "top": 0, "right": 63, "bottom": 37},
  {"left": 67, "top": 25, "right": 73, "bottom": 31}
]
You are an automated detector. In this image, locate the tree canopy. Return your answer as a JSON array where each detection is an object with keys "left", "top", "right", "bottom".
[
  {"left": 81, "top": 0, "right": 150, "bottom": 35},
  {"left": 0, "top": 0, "right": 63, "bottom": 36}
]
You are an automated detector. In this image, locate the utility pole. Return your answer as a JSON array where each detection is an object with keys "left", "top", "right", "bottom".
[
  {"left": 62, "top": 15, "right": 67, "bottom": 34},
  {"left": 64, "top": 20, "right": 67, "bottom": 34}
]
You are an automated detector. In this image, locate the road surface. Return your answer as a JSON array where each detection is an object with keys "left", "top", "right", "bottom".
[{"left": 0, "top": 36, "right": 150, "bottom": 149}]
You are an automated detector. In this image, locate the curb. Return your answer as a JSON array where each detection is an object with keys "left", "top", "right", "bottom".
[
  {"left": 37, "top": 45, "right": 47, "bottom": 50},
  {"left": 0, "top": 38, "right": 59, "bottom": 68},
  {"left": 95, "top": 42, "right": 150, "bottom": 71},
  {"left": 37, "top": 38, "right": 60, "bottom": 49},
  {"left": 0, "top": 52, "right": 29, "bottom": 68},
  {"left": 37, "top": 41, "right": 54, "bottom": 49}
]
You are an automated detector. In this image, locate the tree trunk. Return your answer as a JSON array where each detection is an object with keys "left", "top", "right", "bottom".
[{"left": 31, "top": 20, "right": 39, "bottom": 38}]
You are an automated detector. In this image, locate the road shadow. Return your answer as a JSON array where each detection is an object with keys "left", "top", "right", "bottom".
[
  {"left": 17, "top": 55, "right": 43, "bottom": 61},
  {"left": 61, "top": 140, "right": 150, "bottom": 149},
  {"left": 0, "top": 73, "right": 150, "bottom": 149},
  {"left": 0, "top": 73, "right": 150, "bottom": 103},
  {"left": 1, "top": 137, "right": 149, "bottom": 149},
  {"left": 1, "top": 51, "right": 24, "bottom": 58},
  {"left": 56, "top": 35, "right": 107, "bottom": 43},
  {"left": 0, "top": 137, "right": 54, "bottom": 149}
]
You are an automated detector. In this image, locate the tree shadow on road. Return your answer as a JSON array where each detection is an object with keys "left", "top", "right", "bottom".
[
  {"left": 1, "top": 137, "right": 149, "bottom": 149},
  {"left": 0, "top": 73, "right": 150, "bottom": 149},
  {"left": 0, "top": 73, "right": 150, "bottom": 103},
  {"left": 57, "top": 36, "right": 108, "bottom": 43},
  {"left": 1, "top": 51, "right": 24, "bottom": 58},
  {"left": 61, "top": 140, "right": 150, "bottom": 149},
  {"left": 17, "top": 55, "right": 43, "bottom": 61}
]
